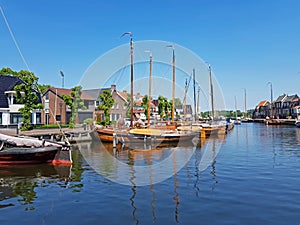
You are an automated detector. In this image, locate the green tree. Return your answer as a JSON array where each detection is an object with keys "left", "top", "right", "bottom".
[
  {"left": 174, "top": 98, "right": 182, "bottom": 107},
  {"left": 141, "top": 95, "right": 149, "bottom": 119},
  {"left": 38, "top": 84, "right": 51, "bottom": 94},
  {"left": 14, "top": 70, "right": 43, "bottom": 131},
  {"left": 61, "top": 86, "right": 86, "bottom": 128},
  {"left": 0, "top": 67, "right": 17, "bottom": 76},
  {"left": 158, "top": 95, "right": 171, "bottom": 119},
  {"left": 98, "top": 90, "right": 114, "bottom": 126}
]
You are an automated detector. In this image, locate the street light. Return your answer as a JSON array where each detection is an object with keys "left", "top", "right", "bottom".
[
  {"left": 59, "top": 102, "right": 63, "bottom": 125},
  {"left": 60, "top": 71, "right": 64, "bottom": 88},
  {"left": 267, "top": 82, "right": 273, "bottom": 118}
]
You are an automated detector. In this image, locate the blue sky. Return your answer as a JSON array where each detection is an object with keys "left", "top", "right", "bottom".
[{"left": 0, "top": 0, "right": 299, "bottom": 111}]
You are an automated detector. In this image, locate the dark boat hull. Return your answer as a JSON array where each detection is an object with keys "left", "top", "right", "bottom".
[
  {"left": 0, "top": 146, "right": 72, "bottom": 165},
  {"left": 0, "top": 147, "right": 60, "bottom": 165}
]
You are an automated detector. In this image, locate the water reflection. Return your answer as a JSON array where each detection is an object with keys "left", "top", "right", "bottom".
[{"left": 0, "top": 164, "right": 71, "bottom": 210}]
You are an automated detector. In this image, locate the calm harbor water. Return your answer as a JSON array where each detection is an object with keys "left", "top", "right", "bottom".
[{"left": 0, "top": 123, "right": 300, "bottom": 225}]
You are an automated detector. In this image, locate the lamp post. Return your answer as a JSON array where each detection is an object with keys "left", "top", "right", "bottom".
[
  {"left": 60, "top": 71, "right": 64, "bottom": 88},
  {"left": 59, "top": 102, "right": 63, "bottom": 125},
  {"left": 267, "top": 82, "right": 273, "bottom": 118}
]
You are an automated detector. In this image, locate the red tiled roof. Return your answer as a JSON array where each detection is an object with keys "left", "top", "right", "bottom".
[
  {"left": 117, "top": 91, "right": 128, "bottom": 101},
  {"left": 48, "top": 87, "right": 94, "bottom": 100},
  {"left": 257, "top": 100, "right": 268, "bottom": 107}
]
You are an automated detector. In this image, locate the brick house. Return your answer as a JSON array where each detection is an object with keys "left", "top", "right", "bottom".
[
  {"left": 110, "top": 85, "right": 128, "bottom": 121},
  {"left": 41, "top": 87, "right": 95, "bottom": 125},
  {"left": 0, "top": 75, "right": 42, "bottom": 127},
  {"left": 83, "top": 85, "right": 129, "bottom": 123},
  {"left": 273, "top": 94, "right": 299, "bottom": 118}
]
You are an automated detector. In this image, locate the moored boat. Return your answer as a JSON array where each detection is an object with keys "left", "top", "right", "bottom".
[
  {"left": 265, "top": 119, "right": 281, "bottom": 125},
  {"left": 0, "top": 133, "right": 72, "bottom": 165}
]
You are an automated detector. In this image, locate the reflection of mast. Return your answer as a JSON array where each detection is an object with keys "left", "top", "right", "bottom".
[
  {"left": 129, "top": 184, "right": 139, "bottom": 225},
  {"left": 149, "top": 164, "right": 157, "bottom": 223},
  {"left": 128, "top": 150, "right": 139, "bottom": 225},
  {"left": 172, "top": 151, "right": 179, "bottom": 223},
  {"left": 210, "top": 139, "right": 218, "bottom": 191}
]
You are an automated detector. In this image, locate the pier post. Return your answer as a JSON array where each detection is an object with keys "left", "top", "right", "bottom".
[{"left": 113, "top": 133, "right": 117, "bottom": 148}]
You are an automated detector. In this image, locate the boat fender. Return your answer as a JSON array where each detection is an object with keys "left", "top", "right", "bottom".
[{"left": 0, "top": 141, "right": 3, "bottom": 151}]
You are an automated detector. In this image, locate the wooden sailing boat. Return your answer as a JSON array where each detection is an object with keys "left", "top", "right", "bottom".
[
  {"left": 96, "top": 32, "right": 134, "bottom": 143},
  {"left": 97, "top": 41, "right": 196, "bottom": 145},
  {"left": 129, "top": 46, "right": 196, "bottom": 145},
  {"left": 178, "top": 64, "right": 229, "bottom": 138}
]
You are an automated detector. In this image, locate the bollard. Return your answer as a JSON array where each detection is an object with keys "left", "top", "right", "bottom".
[{"left": 113, "top": 133, "right": 116, "bottom": 148}]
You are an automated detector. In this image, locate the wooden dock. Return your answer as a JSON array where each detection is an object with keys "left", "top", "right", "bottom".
[{"left": 0, "top": 127, "right": 96, "bottom": 143}]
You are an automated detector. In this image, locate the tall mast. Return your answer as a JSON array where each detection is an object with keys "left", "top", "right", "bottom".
[
  {"left": 235, "top": 96, "right": 237, "bottom": 119},
  {"left": 193, "top": 68, "right": 196, "bottom": 121},
  {"left": 148, "top": 53, "right": 152, "bottom": 125},
  {"left": 183, "top": 79, "right": 188, "bottom": 121},
  {"left": 130, "top": 34, "right": 134, "bottom": 127},
  {"left": 167, "top": 45, "right": 176, "bottom": 123},
  {"left": 121, "top": 32, "right": 134, "bottom": 127},
  {"left": 209, "top": 64, "right": 215, "bottom": 120},
  {"left": 243, "top": 88, "right": 247, "bottom": 117},
  {"left": 197, "top": 85, "right": 200, "bottom": 119},
  {"left": 172, "top": 47, "right": 175, "bottom": 123}
]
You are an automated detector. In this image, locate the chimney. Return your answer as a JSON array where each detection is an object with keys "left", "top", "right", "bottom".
[{"left": 111, "top": 84, "right": 116, "bottom": 91}]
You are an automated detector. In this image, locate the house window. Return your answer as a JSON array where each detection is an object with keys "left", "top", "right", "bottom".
[
  {"left": 116, "top": 103, "right": 119, "bottom": 109},
  {"left": 10, "top": 113, "right": 22, "bottom": 124},
  {"left": 36, "top": 112, "right": 41, "bottom": 124},
  {"left": 45, "top": 92, "right": 49, "bottom": 100},
  {"left": 84, "top": 100, "right": 90, "bottom": 109}
]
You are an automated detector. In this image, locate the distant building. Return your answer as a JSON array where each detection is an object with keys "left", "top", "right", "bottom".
[
  {"left": 176, "top": 104, "right": 193, "bottom": 119},
  {"left": 84, "top": 85, "right": 129, "bottom": 123},
  {"left": 253, "top": 100, "right": 270, "bottom": 118},
  {"left": 254, "top": 94, "right": 300, "bottom": 119},
  {"left": 0, "top": 75, "right": 42, "bottom": 127},
  {"left": 41, "top": 87, "right": 94, "bottom": 125}
]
